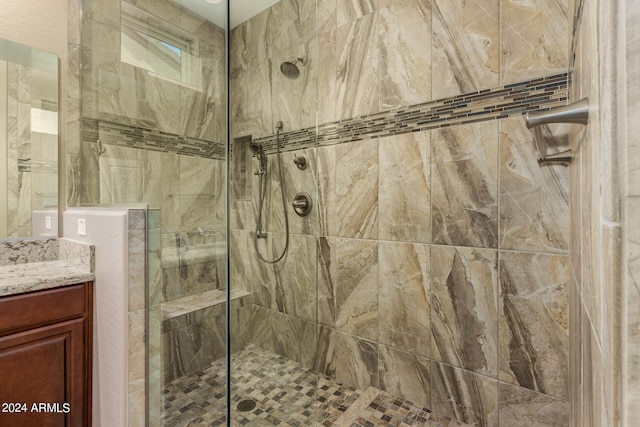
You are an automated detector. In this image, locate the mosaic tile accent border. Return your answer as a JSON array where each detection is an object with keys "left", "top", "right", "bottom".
[
  {"left": 255, "top": 72, "right": 568, "bottom": 154},
  {"left": 83, "top": 72, "right": 567, "bottom": 160},
  {"left": 82, "top": 118, "right": 227, "bottom": 159}
]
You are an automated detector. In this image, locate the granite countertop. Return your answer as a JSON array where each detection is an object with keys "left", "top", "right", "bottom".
[
  {"left": 0, "top": 260, "right": 95, "bottom": 297},
  {"left": 0, "top": 238, "right": 95, "bottom": 297}
]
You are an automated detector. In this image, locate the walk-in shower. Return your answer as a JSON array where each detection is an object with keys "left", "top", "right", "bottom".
[{"left": 79, "top": 0, "right": 583, "bottom": 425}]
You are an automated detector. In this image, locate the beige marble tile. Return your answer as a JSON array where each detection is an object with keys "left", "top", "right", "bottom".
[
  {"left": 499, "top": 251, "right": 569, "bottom": 400},
  {"left": 317, "top": 145, "right": 337, "bottom": 236},
  {"left": 569, "top": 279, "right": 583, "bottom": 427},
  {"left": 68, "top": 43, "right": 81, "bottom": 100},
  {"left": 337, "top": 0, "right": 377, "bottom": 27},
  {"left": 128, "top": 309, "right": 146, "bottom": 394},
  {"left": 230, "top": 61, "right": 273, "bottom": 139},
  {"left": 248, "top": 305, "right": 311, "bottom": 365},
  {"left": 66, "top": 153, "right": 81, "bottom": 208},
  {"left": 203, "top": 306, "right": 227, "bottom": 362},
  {"left": 379, "top": 0, "right": 432, "bottom": 109},
  {"left": 378, "top": 345, "right": 431, "bottom": 407},
  {"left": 431, "top": 246, "right": 499, "bottom": 378},
  {"left": 499, "top": 382, "right": 570, "bottom": 426},
  {"left": 318, "top": 0, "right": 337, "bottom": 34},
  {"left": 162, "top": 320, "right": 205, "bottom": 383},
  {"left": 432, "top": 362, "right": 499, "bottom": 426},
  {"left": 626, "top": 197, "right": 640, "bottom": 423},
  {"left": 97, "top": 68, "right": 138, "bottom": 123},
  {"left": 270, "top": 0, "right": 316, "bottom": 51},
  {"left": 432, "top": 122, "right": 499, "bottom": 248},
  {"left": 432, "top": 0, "right": 499, "bottom": 99},
  {"left": 135, "top": 70, "right": 182, "bottom": 135},
  {"left": 178, "top": 155, "right": 218, "bottom": 230},
  {"left": 147, "top": 304, "right": 162, "bottom": 423},
  {"left": 129, "top": 0, "right": 180, "bottom": 24},
  {"left": 66, "top": 98, "right": 81, "bottom": 156},
  {"left": 315, "top": 325, "right": 379, "bottom": 391},
  {"left": 335, "top": 239, "right": 378, "bottom": 340},
  {"left": 499, "top": 118, "right": 569, "bottom": 253},
  {"left": 67, "top": 0, "right": 81, "bottom": 46},
  {"left": 317, "top": 29, "right": 338, "bottom": 125},
  {"left": 378, "top": 130, "right": 430, "bottom": 243},
  {"left": 229, "top": 230, "right": 271, "bottom": 305},
  {"left": 378, "top": 242, "right": 430, "bottom": 357},
  {"left": 335, "top": 140, "right": 378, "bottom": 239},
  {"left": 127, "top": 387, "right": 146, "bottom": 427},
  {"left": 272, "top": 234, "right": 318, "bottom": 322},
  {"left": 336, "top": 12, "right": 379, "bottom": 119},
  {"left": 500, "top": 0, "right": 569, "bottom": 84},
  {"left": 317, "top": 236, "right": 336, "bottom": 328},
  {"left": 580, "top": 303, "right": 598, "bottom": 426}
]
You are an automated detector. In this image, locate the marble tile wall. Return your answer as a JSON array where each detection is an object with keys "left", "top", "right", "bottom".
[
  {"left": 230, "top": 0, "right": 569, "bottom": 143},
  {"left": 78, "top": 0, "right": 227, "bottom": 205},
  {"left": 231, "top": 121, "right": 571, "bottom": 426},
  {"left": 230, "top": 1, "right": 572, "bottom": 425},
  {"left": 568, "top": 0, "right": 638, "bottom": 425}
]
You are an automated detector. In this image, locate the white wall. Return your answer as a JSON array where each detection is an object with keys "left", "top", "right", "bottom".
[
  {"left": 64, "top": 208, "right": 129, "bottom": 427},
  {"left": 0, "top": 0, "right": 67, "bottom": 62}
]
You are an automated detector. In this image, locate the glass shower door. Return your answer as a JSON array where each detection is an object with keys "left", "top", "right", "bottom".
[{"left": 81, "top": 0, "right": 229, "bottom": 424}]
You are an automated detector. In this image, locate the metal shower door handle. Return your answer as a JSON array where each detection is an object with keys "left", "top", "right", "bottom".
[{"left": 292, "top": 192, "right": 312, "bottom": 217}]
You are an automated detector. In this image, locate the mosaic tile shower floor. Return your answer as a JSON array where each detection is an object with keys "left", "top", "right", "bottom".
[{"left": 161, "top": 344, "right": 471, "bottom": 427}]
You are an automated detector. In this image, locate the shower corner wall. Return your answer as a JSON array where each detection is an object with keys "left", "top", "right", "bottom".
[{"left": 568, "top": 0, "right": 639, "bottom": 425}]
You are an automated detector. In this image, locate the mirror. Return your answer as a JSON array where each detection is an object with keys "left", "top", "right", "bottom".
[{"left": 0, "top": 38, "right": 59, "bottom": 239}]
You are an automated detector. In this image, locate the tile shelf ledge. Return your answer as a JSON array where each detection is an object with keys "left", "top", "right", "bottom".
[{"left": 161, "top": 288, "right": 251, "bottom": 321}]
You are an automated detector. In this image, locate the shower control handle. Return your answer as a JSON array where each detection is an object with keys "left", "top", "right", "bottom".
[
  {"left": 294, "top": 155, "right": 308, "bottom": 170},
  {"left": 292, "top": 192, "right": 312, "bottom": 217}
]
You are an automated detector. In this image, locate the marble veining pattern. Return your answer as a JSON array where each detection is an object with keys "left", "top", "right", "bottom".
[
  {"left": 378, "top": 241, "right": 431, "bottom": 357},
  {"left": 0, "top": 238, "right": 58, "bottom": 265},
  {"left": 431, "top": 121, "right": 499, "bottom": 248},
  {"left": 432, "top": 0, "right": 499, "bottom": 99},
  {"left": 379, "top": 0, "right": 432, "bottom": 109},
  {"left": 501, "top": 0, "right": 569, "bottom": 84},
  {"left": 431, "top": 246, "right": 499, "bottom": 377},
  {"left": 499, "top": 252, "right": 569, "bottom": 400},
  {"left": 378, "top": 130, "right": 431, "bottom": 243},
  {"left": 432, "top": 362, "right": 499, "bottom": 426},
  {"left": 499, "top": 118, "right": 569, "bottom": 253},
  {"left": 499, "top": 381, "right": 570, "bottom": 426},
  {"left": 336, "top": 12, "right": 380, "bottom": 120}
]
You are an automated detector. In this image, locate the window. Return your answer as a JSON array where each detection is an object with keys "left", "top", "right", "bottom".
[{"left": 120, "top": 2, "right": 200, "bottom": 87}]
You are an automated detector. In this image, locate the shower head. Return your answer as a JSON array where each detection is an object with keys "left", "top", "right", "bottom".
[{"left": 280, "top": 57, "right": 307, "bottom": 79}]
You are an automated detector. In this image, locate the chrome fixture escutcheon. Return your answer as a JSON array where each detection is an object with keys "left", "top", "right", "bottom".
[{"left": 292, "top": 192, "right": 312, "bottom": 217}]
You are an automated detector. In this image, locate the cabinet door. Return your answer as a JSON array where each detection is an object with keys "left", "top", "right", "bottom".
[{"left": 0, "top": 318, "right": 86, "bottom": 427}]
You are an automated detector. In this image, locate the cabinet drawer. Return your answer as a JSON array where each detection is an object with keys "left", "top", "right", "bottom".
[{"left": 0, "top": 284, "right": 88, "bottom": 336}]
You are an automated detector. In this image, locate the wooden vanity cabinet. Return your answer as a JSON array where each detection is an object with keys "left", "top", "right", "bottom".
[{"left": 0, "top": 282, "right": 93, "bottom": 427}]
